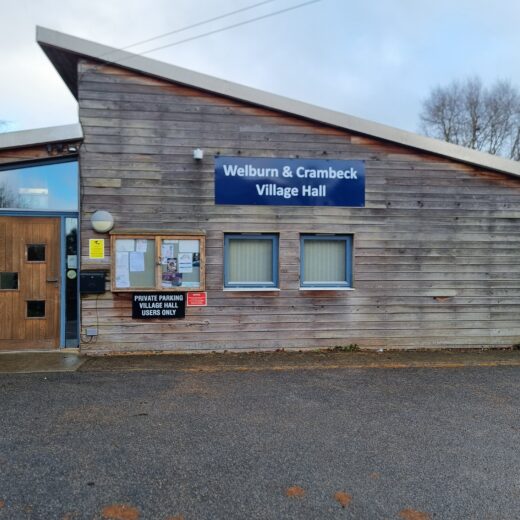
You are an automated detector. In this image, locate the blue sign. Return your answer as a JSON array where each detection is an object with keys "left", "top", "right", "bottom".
[{"left": 215, "top": 156, "right": 365, "bottom": 207}]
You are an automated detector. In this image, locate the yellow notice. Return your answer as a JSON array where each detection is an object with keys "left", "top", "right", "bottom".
[{"left": 89, "top": 239, "right": 105, "bottom": 259}]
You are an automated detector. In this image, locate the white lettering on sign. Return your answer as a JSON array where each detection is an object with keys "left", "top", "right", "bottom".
[
  {"left": 223, "top": 164, "right": 279, "bottom": 177},
  {"left": 256, "top": 184, "right": 298, "bottom": 199},
  {"left": 138, "top": 302, "right": 179, "bottom": 309},
  {"left": 141, "top": 309, "right": 161, "bottom": 316},
  {"left": 223, "top": 164, "right": 358, "bottom": 180},
  {"left": 134, "top": 294, "right": 184, "bottom": 302},
  {"left": 254, "top": 183, "right": 327, "bottom": 199},
  {"left": 215, "top": 157, "right": 365, "bottom": 207},
  {"left": 302, "top": 185, "right": 326, "bottom": 197},
  {"left": 132, "top": 292, "right": 186, "bottom": 320},
  {"left": 295, "top": 166, "right": 358, "bottom": 179}
]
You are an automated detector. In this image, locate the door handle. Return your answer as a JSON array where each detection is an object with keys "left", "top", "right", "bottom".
[{"left": 46, "top": 278, "right": 59, "bottom": 283}]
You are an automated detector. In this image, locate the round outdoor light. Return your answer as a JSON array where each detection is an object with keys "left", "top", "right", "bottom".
[{"left": 90, "top": 210, "right": 114, "bottom": 233}]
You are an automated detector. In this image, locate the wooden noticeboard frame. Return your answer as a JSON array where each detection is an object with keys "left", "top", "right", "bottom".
[{"left": 110, "top": 232, "right": 206, "bottom": 293}]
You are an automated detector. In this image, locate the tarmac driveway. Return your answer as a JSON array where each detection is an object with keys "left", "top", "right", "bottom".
[{"left": 1, "top": 365, "right": 519, "bottom": 519}]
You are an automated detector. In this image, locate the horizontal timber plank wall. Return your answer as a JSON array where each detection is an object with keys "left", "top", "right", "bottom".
[
  {"left": 78, "top": 59, "right": 520, "bottom": 352},
  {"left": 0, "top": 144, "right": 79, "bottom": 166}
]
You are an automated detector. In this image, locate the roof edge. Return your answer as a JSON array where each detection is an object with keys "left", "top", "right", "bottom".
[
  {"left": 36, "top": 26, "right": 520, "bottom": 178},
  {"left": 0, "top": 123, "right": 83, "bottom": 150}
]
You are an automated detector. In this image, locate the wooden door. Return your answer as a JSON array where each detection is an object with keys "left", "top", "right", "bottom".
[{"left": 0, "top": 217, "right": 61, "bottom": 350}]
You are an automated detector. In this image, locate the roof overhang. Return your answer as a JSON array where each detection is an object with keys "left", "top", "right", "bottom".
[
  {"left": 0, "top": 123, "right": 83, "bottom": 150},
  {"left": 36, "top": 26, "right": 520, "bottom": 178}
]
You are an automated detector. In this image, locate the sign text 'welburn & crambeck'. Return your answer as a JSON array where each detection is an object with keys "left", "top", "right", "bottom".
[{"left": 214, "top": 156, "right": 365, "bottom": 207}]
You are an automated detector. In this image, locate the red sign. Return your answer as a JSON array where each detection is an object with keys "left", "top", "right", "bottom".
[{"left": 187, "top": 292, "right": 207, "bottom": 306}]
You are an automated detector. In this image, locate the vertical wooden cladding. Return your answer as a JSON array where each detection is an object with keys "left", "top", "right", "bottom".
[
  {"left": 78, "top": 60, "right": 520, "bottom": 352},
  {"left": 0, "top": 217, "right": 60, "bottom": 349}
]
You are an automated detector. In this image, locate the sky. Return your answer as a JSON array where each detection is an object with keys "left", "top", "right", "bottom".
[{"left": 0, "top": 0, "right": 519, "bottom": 136}]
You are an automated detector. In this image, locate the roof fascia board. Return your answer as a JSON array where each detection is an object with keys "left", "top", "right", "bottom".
[
  {"left": 0, "top": 123, "right": 83, "bottom": 150},
  {"left": 36, "top": 26, "right": 520, "bottom": 178}
]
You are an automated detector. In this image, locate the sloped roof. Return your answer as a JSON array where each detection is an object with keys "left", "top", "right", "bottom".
[
  {"left": 0, "top": 123, "right": 83, "bottom": 150},
  {"left": 36, "top": 26, "right": 520, "bottom": 178}
]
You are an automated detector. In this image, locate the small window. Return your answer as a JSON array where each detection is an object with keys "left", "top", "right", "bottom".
[
  {"left": 27, "top": 244, "right": 45, "bottom": 262},
  {"left": 27, "top": 300, "right": 45, "bottom": 318},
  {"left": 224, "top": 234, "right": 278, "bottom": 289},
  {"left": 300, "top": 235, "right": 353, "bottom": 289},
  {"left": 0, "top": 272, "right": 18, "bottom": 290}
]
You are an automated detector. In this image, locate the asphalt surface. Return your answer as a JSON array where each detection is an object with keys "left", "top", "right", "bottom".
[{"left": 1, "top": 366, "right": 519, "bottom": 519}]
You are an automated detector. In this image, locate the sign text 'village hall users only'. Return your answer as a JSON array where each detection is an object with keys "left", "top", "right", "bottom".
[
  {"left": 215, "top": 156, "right": 365, "bottom": 207},
  {"left": 132, "top": 292, "right": 186, "bottom": 319}
]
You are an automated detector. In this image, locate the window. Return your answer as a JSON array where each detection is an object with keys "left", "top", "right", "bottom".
[
  {"left": 0, "top": 272, "right": 18, "bottom": 290},
  {"left": 27, "top": 300, "right": 45, "bottom": 318},
  {"left": 111, "top": 233, "right": 205, "bottom": 292},
  {"left": 300, "top": 234, "right": 353, "bottom": 289},
  {"left": 27, "top": 244, "right": 45, "bottom": 262},
  {"left": 224, "top": 234, "right": 278, "bottom": 289},
  {"left": 0, "top": 159, "right": 78, "bottom": 211}
]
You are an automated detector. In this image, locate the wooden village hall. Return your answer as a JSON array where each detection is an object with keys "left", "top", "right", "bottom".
[{"left": 1, "top": 26, "right": 520, "bottom": 354}]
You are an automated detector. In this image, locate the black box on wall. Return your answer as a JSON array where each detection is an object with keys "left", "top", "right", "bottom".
[{"left": 80, "top": 271, "right": 106, "bottom": 294}]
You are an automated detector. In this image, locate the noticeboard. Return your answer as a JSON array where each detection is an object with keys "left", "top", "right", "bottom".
[{"left": 111, "top": 234, "right": 205, "bottom": 293}]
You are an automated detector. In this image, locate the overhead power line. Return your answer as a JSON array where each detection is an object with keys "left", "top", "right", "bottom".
[
  {"left": 105, "top": 0, "right": 322, "bottom": 65},
  {"left": 138, "top": 0, "right": 321, "bottom": 56},
  {"left": 118, "top": 0, "right": 277, "bottom": 52}
]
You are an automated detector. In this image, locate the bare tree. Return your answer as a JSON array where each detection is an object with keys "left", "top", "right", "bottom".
[
  {"left": 420, "top": 77, "right": 520, "bottom": 160},
  {"left": 0, "top": 182, "right": 23, "bottom": 209}
]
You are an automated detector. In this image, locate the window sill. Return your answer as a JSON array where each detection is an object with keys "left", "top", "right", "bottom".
[
  {"left": 299, "top": 287, "right": 355, "bottom": 291},
  {"left": 223, "top": 287, "right": 280, "bottom": 292}
]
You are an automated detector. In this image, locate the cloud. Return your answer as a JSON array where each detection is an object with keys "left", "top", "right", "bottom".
[{"left": 1, "top": 0, "right": 520, "bottom": 134}]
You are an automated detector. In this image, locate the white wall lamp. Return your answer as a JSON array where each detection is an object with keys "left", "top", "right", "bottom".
[
  {"left": 193, "top": 148, "right": 204, "bottom": 160},
  {"left": 90, "top": 210, "right": 115, "bottom": 233}
]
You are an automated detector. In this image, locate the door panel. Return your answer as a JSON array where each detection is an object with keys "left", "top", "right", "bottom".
[{"left": 0, "top": 217, "right": 60, "bottom": 350}]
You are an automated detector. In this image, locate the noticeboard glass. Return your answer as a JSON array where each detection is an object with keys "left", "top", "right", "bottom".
[
  {"left": 114, "top": 238, "right": 155, "bottom": 290},
  {"left": 111, "top": 234, "right": 205, "bottom": 292},
  {"left": 160, "top": 239, "right": 201, "bottom": 289}
]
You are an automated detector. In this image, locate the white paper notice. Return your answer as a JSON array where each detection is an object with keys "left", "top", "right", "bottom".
[
  {"left": 116, "top": 252, "right": 129, "bottom": 270},
  {"left": 161, "top": 244, "right": 174, "bottom": 264},
  {"left": 116, "top": 239, "right": 135, "bottom": 252},
  {"left": 129, "top": 252, "right": 145, "bottom": 272},
  {"left": 178, "top": 252, "right": 193, "bottom": 273},
  {"left": 116, "top": 251, "right": 130, "bottom": 288},
  {"left": 179, "top": 240, "right": 199, "bottom": 253},
  {"left": 67, "top": 255, "right": 78, "bottom": 269},
  {"left": 115, "top": 252, "right": 130, "bottom": 288},
  {"left": 135, "top": 240, "right": 148, "bottom": 253},
  {"left": 116, "top": 273, "right": 130, "bottom": 288}
]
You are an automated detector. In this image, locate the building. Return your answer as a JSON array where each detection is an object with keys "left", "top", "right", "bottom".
[{"left": 1, "top": 26, "right": 520, "bottom": 353}]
